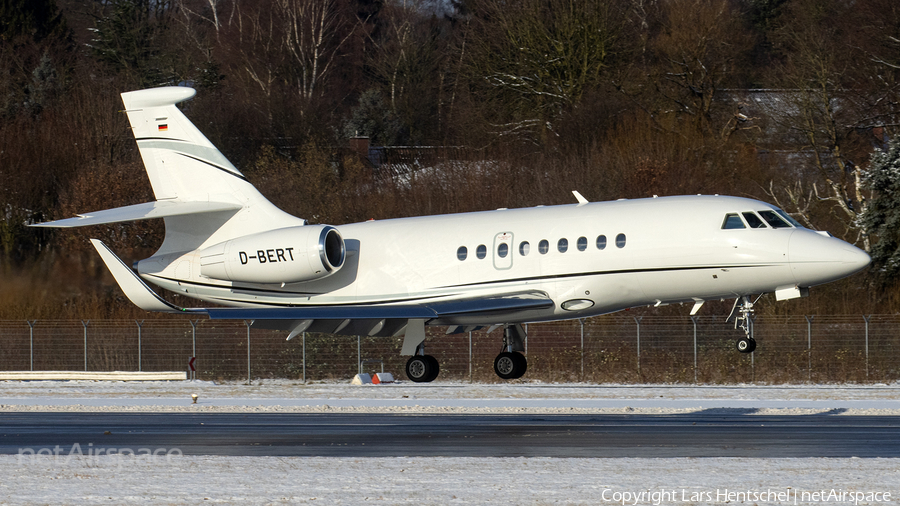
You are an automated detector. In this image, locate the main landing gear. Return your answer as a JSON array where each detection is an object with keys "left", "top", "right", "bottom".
[
  {"left": 493, "top": 324, "right": 528, "bottom": 380},
  {"left": 403, "top": 323, "right": 530, "bottom": 382},
  {"left": 728, "top": 295, "right": 759, "bottom": 353}
]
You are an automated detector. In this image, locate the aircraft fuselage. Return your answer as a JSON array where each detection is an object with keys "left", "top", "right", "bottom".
[{"left": 138, "top": 194, "right": 868, "bottom": 326}]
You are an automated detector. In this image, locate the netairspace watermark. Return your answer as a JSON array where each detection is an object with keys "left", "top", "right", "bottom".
[
  {"left": 600, "top": 488, "right": 893, "bottom": 506},
  {"left": 17, "top": 444, "right": 182, "bottom": 468}
]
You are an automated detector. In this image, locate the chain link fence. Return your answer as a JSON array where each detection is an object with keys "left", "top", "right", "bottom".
[{"left": 1, "top": 315, "right": 898, "bottom": 383}]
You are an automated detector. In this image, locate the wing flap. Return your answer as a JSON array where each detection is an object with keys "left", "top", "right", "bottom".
[
  {"left": 31, "top": 200, "right": 242, "bottom": 228},
  {"left": 205, "top": 292, "right": 554, "bottom": 321}
]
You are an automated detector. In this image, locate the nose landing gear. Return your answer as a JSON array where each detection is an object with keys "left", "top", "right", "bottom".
[
  {"left": 736, "top": 336, "right": 757, "bottom": 353},
  {"left": 728, "top": 295, "right": 759, "bottom": 354}
]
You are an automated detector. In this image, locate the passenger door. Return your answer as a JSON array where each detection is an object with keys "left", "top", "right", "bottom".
[{"left": 493, "top": 232, "right": 513, "bottom": 270}]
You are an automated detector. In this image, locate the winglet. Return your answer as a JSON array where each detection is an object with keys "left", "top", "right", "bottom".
[
  {"left": 90, "top": 239, "right": 191, "bottom": 314},
  {"left": 572, "top": 191, "right": 589, "bottom": 206}
]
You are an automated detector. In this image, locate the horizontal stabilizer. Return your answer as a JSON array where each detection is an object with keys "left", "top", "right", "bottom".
[
  {"left": 205, "top": 292, "right": 554, "bottom": 321},
  {"left": 32, "top": 200, "right": 242, "bottom": 228},
  {"left": 90, "top": 239, "right": 194, "bottom": 314}
]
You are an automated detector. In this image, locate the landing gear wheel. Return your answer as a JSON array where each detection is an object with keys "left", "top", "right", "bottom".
[
  {"left": 736, "top": 337, "right": 757, "bottom": 353},
  {"left": 406, "top": 355, "right": 439, "bottom": 383},
  {"left": 494, "top": 352, "right": 527, "bottom": 380},
  {"left": 424, "top": 355, "right": 440, "bottom": 382}
]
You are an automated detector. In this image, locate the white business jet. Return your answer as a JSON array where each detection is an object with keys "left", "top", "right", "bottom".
[{"left": 33, "top": 87, "right": 871, "bottom": 382}]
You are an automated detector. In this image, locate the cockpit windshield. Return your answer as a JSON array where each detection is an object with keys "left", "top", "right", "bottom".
[
  {"left": 742, "top": 212, "right": 767, "bottom": 229},
  {"left": 776, "top": 209, "right": 804, "bottom": 228},
  {"left": 758, "top": 210, "right": 792, "bottom": 228},
  {"left": 722, "top": 213, "right": 745, "bottom": 229},
  {"left": 722, "top": 210, "right": 800, "bottom": 230}
]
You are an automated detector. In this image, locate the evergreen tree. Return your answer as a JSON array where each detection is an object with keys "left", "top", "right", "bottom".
[
  {"left": 862, "top": 137, "right": 900, "bottom": 283},
  {"left": 0, "top": 0, "right": 67, "bottom": 43}
]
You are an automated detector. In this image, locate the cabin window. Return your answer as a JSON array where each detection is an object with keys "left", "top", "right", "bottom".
[
  {"left": 577, "top": 236, "right": 588, "bottom": 251},
  {"left": 476, "top": 244, "right": 487, "bottom": 259},
  {"left": 519, "top": 242, "right": 530, "bottom": 256},
  {"left": 596, "top": 235, "right": 607, "bottom": 250},
  {"left": 539, "top": 240, "right": 550, "bottom": 254},
  {"left": 742, "top": 212, "right": 767, "bottom": 229},
  {"left": 498, "top": 243, "right": 509, "bottom": 258},
  {"left": 759, "top": 210, "right": 792, "bottom": 228},
  {"left": 722, "top": 213, "right": 746, "bottom": 229},
  {"left": 777, "top": 209, "right": 804, "bottom": 228},
  {"left": 616, "top": 233, "right": 626, "bottom": 248},
  {"left": 457, "top": 246, "right": 467, "bottom": 261},
  {"left": 558, "top": 238, "right": 569, "bottom": 253}
]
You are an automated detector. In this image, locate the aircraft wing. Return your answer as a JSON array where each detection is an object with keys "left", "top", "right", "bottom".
[
  {"left": 204, "top": 294, "right": 554, "bottom": 321},
  {"left": 31, "top": 200, "right": 242, "bottom": 228}
]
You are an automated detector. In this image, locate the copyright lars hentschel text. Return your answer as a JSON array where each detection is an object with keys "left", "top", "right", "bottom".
[{"left": 601, "top": 488, "right": 892, "bottom": 505}]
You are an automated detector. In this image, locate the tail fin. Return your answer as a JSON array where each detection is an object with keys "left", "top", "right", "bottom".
[
  {"left": 121, "top": 87, "right": 246, "bottom": 202},
  {"left": 35, "top": 87, "right": 303, "bottom": 253}
]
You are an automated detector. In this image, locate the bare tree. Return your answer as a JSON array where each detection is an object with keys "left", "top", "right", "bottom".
[
  {"left": 463, "top": 0, "right": 625, "bottom": 142},
  {"left": 219, "top": 0, "right": 284, "bottom": 125},
  {"left": 277, "top": 0, "right": 354, "bottom": 105},
  {"left": 763, "top": 0, "right": 900, "bottom": 248},
  {"left": 647, "top": 0, "right": 753, "bottom": 136}
]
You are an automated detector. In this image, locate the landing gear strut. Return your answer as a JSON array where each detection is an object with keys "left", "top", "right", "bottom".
[
  {"left": 405, "top": 343, "right": 439, "bottom": 382},
  {"left": 493, "top": 324, "right": 528, "bottom": 380},
  {"left": 728, "top": 295, "right": 759, "bottom": 354}
]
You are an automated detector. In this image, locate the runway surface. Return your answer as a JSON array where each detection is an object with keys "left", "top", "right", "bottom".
[{"left": 2, "top": 411, "right": 898, "bottom": 458}]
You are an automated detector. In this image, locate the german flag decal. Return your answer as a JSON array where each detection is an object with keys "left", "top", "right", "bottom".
[{"left": 158, "top": 124, "right": 168, "bottom": 131}]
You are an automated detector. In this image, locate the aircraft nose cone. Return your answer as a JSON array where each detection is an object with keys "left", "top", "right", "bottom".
[{"left": 789, "top": 231, "right": 870, "bottom": 286}]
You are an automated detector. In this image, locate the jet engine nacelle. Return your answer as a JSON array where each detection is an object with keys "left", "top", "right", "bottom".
[{"left": 199, "top": 225, "right": 345, "bottom": 284}]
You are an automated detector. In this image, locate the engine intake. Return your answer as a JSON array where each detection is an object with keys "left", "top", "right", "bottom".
[{"left": 199, "top": 225, "right": 345, "bottom": 284}]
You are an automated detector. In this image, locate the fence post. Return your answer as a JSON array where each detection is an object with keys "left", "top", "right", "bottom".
[
  {"left": 135, "top": 320, "right": 144, "bottom": 372},
  {"left": 245, "top": 320, "right": 252, "bottom": 384},
  {"left": 358, "top": 335, "right": 362, "bottom": 375},
  {"left": 579, "top": 319, "right": 585, "bottom": 381},
  {"left": 189, "top": 320, "right": 199, "bottom": 380},
  {"left": 863, "top": 315, "right": 871, "bottom": 381},
  {"left": 524, "top": 323, "right": 528, "bottom": 355},
  {"left": 302, "top": 332, "right": 307, "bottom": 383},
  {"left": 691, "top": 316, "right": 698, "bottom": 383},
  {"left": 468, "top": 330, "right": 473, "bottom": 383},
  {"left": 750, "top": 315, "right": 755, "bottom": 383},
  {"left": 634, "top": 316, "right": 643, "bottom": 379},
  {"left": 81, "top": 320, "right": 90, "bottom": 371},
  {"left": 805, "top": 315, "right": 814, "bottom": 382},
  {"left": 26, "top": 320, "right": 36, "bottom": 371}
]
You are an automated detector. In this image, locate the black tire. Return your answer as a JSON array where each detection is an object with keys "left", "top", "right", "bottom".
[
  {"left": 494, "top": 352, "right": 527, "bottom": 380},
  {"left": 424, "top": 355, "right": 440, "bottom": 382},
  {"left": 511, "top": 352, "right": 528, "bottom": 379},
  {"left": 406, "top": 355, "right": 439, "bottom": 383},
  {"left": 406, "top": 355, "right": 431, "bottom": 382},
  {"left": 736, "top": 337, "right": 756, "bottom": 353}
]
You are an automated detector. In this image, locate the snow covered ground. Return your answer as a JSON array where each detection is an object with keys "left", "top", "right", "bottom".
[
  {"left": 3, "top": 456, "right": 898, "bottom": 505},
  {"left": 2, "top": 380, "right": 899, "bottom": 505},
  {"left": 2, "top": 379, "right": 900, "bottom": 415}
]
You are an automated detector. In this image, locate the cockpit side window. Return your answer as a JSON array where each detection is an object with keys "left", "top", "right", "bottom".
[
  {"left": 742, "top": 212, "right": 767, "bottom": 229},
  {"left": 722, "top": 213, "right": 746, "bottom": 229},
  {"left": 758, "top": 210, "right": 791, "bottom": 228},
  {"left": 776, "top": 209, "right": 804, "bottom": 228}
]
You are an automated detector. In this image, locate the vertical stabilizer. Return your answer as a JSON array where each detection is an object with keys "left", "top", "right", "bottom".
[
  {"left": 120, "top": 87, "right": 303, "bottom": 253},
  {"left": 122, "top": 87, "right": 245, "bottom": 201}
]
